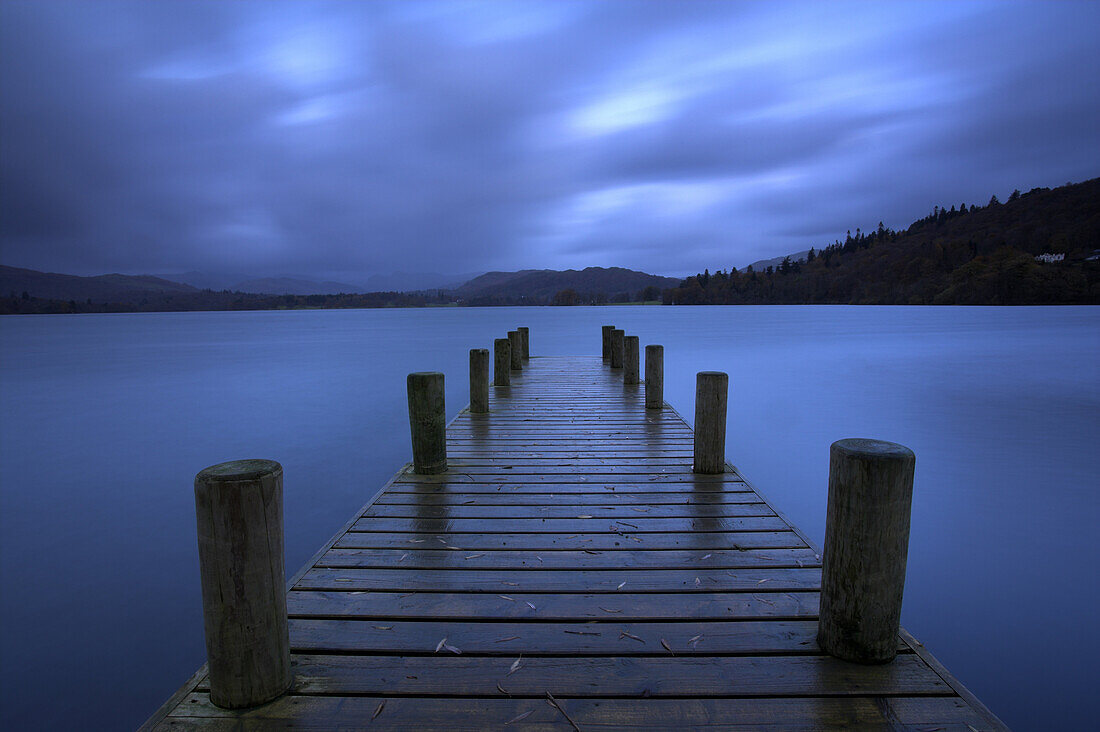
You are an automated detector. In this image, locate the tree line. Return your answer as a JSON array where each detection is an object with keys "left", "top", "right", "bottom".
[{"left": 663, "top": 179, "right": 1100, "bottom": 305}]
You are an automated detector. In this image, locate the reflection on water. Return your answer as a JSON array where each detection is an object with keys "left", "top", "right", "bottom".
[{"left": 0, "top": 305, "right": 1097, "bottom": 730}]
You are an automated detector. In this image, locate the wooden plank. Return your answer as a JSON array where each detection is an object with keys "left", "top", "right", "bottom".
[
  {"left": 294, "top": 566, "right": 820, "bottom": 592},
  {"left": 193, "top": 654, "right": 952, "bottom": 697},
  {"left": 286, "top": 590, "right": 820, "bottom": 621},
  {"left": 161, "top": 695, "right": 992, "bottom": 730},
  {"left": 375, "top": 491, "right": 763, "bottom": 505},
  {"left": 318, "top": 547, "right": 821, "bottom": 570},
  {"left": 333, "top": 530, "right": 808, "bottom": 551},
  {"left": 358, "top": 503, "right": 772, "bottom": 519},
  {"left": 286, "top": 618, "right": 880, "bottom": 655},
  {"left": 348, "top": 516, "right": 788, "bottom": 533}
]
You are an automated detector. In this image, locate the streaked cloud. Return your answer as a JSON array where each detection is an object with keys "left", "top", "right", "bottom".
[{"left": 1, "top": 0, "right": 1098, "bottom": 280}]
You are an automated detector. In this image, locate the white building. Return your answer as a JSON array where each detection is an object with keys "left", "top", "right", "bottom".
[{"left": 1034, "top": 253, "right": 1065, "bottom": 263}]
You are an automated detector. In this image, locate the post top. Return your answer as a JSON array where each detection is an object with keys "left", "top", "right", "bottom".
[
  {"left": 832, "top": 438, "right": 914, "bottom": 461},
  {"left": 495, "top": 337, "right": 509, "bottom": 344},
  {"left": 197, "top": 459, "right": 282, "bottom": 482},
  {"left": 408, "top": 371, "right": 444, "bottom": 380},
  {"left": 697, "top": 370, "right": 728, "bottom": 378},
  {"left": 470, "top": 348, "right": 489, "bottom": 354}
]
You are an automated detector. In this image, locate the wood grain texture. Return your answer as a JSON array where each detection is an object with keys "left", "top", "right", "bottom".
[
  {"left": 818, "top": 438, "right": 916, "bottom": 663},
  {"left": 146, "top": 355, "right": 1005, "bottom": 731},
  {"left": 193, "top": 460, "right": 292, "bottom": 709}
]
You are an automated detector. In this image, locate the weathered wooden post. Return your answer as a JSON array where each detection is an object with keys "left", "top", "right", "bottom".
[
  {"left": 407, "top": 372, "right": 446, "bottom": 474},
  {"left": 623, "top": 335, "right": 640, "bottom": 385},
  {"left": 518, "top": 326, "right": 530, "bottom": 359},
  {"left": 645, "top": 344, "right": 663, "bottom": 409},
  {"left": 469, "top": 348, "right": 489, "bottom": 413},
  {"left": 508, "top": 331, "right": 523, "bottom": 371},
  {"left": 610, "top": 328, "right": 625, "bottom": 369},
  {"left": 693, "top": 371, "right": 728, "bottom": 473},
  {"left": 602, "top": 325, "right": 614, "bottom": 360},
  {"left": 818, "top": 438, "right": 915, "bottom": 664},
  {"left": 194, "top": 459, "right": 292, "bottom": 709},
  {"left": 493, "top": 338, "right": 511, "bottom": 386}
]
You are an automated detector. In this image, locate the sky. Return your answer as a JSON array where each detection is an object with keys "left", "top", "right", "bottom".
[{"left": 1, "top": 0, "right": 1098, "bottom": 282}]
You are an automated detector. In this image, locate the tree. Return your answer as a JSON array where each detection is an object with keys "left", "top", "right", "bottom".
[
  {"left": 1008, "top": 189, "right": 1021, "bottom": 202},
  {"left": 989, "top": 194, "right": 1000, "bottom": 206},
  {"left": 552, "top": 288, "right": 579, "bottom": 306},
  {"left": 779, "top": 256, "right": 792, "bottom": 274}
]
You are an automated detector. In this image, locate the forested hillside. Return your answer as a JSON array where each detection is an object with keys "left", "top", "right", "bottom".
[{"left": 665, "top": 178, "right": 1100, "bottom": 305}]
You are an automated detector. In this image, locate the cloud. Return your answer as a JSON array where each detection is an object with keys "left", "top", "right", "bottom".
[{"left": 2, "top": 0, "right": 1099, "bottom": 281}]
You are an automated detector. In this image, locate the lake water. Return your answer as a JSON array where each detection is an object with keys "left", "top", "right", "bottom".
[{"left": 0, "top": 306, "right": 1096, "bottom": 730}]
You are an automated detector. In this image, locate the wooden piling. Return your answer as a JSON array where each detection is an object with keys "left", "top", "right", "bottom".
[
  {"left": 518, "top": 327, "right": 530, "bottom": 359},
  {"left": 407, "top": 372, "right": 446, "bottom": 474},
  {"left": 623, "top": 335, "right": 640, "bottom": 385},
  {"left": 469, "top": 348, "right": 489, "bottom": 413},
  {"left": 645, "top": 344, "right": 664, "bottom": 409},
  {"left": 493, "top": 338, "right": 511, "bottom": 386},
  {"left": 818, "top": 438, "right": 916, "bottom": 664},
  {"left": 610, "top": 329, "right": 625, "bottom": 369},
  {"left": 693, "top": 371, "right": 728, "bottom": 474},
  {"left": 194, "top": 459, "right": 292, "bottom": 709},
  {"left": 601, "top": 325, "right": 614, "bottom": 360},
  {"left": 508, "top": 331, "right": 523, "bottom": 371}
]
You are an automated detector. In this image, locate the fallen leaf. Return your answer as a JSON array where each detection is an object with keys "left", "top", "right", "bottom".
[
  {"left": 502, "top": 581, "right": 519, "bottom": 586},
  {"left": 694, "top": 577, "right": 701, "bottom": 586},
  {"left": 372, "top": 700, "right": 385, "bottom": 721},
  {"left": 599, "top": 606, "right": 623, "bottom": 613},
  {"left": 508, "top": 657, "right": 523, "bottom": 675},
  {"left": 526, "top": 601, "right": 537, "bottom": 610},
  {"left": 536, "top": 555, "right": 544, "bottom": 562},
  {"left": 505, "top": 710, "right": 534, "bottom": 725},
  {"left": 661, "top": 638, "right": 675, "bottom": 655},
  {"left": 496, "top": 682, "right": 509, "bottom": 695},
  {"left": 443, "top": 642, "right": 462, "bottom": 655},
  {"left": 399, "top": 553, "right": 409, "bottom": 562},
  {"left": 701, "top": 554, "right": 712, "bottom": 560},
  {"left": 619, "top": 631, "right": 645, "bottom": 643},
  {"left": 756, "top": 578, "right": 770, "bottom": 585},
  {"left": 564, "top": 630, "right": 601, "bottom": 636},
  {"left": 465, "top": 554, "right": 485, "bottom": 559},
  {"left": 499, "top": 595, "right": 515, "bottom": 601},
  {"left": 577, "top": 515, "right": 593, "bottom": 519},
  {"left": 617, "top": 581, "right": 626, "bottom": 590},
  {"left": 495, "top": 636, "right": 520, "bottom": 643},
  {"left": 435, "top": 637, "right": 447, "bottom": 653},
  {"left": 373, "top": 625, "right": 393, "bottom": 630}
]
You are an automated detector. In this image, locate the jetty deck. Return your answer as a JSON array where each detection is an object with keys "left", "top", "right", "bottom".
[{"left": 146, "top": 355, "right": 1005, "bottom": 730}]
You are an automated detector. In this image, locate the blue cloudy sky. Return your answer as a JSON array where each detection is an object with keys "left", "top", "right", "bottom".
[{"left": 2, "top": 0, "right": 1098, "bottom": 280}]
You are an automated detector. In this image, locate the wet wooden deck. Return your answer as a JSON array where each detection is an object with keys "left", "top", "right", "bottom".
[{"left": 145, "top": 355, "right": 1006, "bottom": 730}]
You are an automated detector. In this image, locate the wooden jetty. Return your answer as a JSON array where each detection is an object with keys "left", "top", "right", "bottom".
[{"left": 144, "top": 334, "right": 1006, "bottom": 730}]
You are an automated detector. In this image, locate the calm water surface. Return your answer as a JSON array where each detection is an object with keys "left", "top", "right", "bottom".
[{"left": 1, "top": 306, "right": 1096, "bottom": 730}]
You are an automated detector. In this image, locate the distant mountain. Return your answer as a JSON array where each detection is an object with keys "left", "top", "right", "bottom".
[
  {"left": 361, "top": 271, "right": 476, "bottom": 293},
  {"left": 666, "top": 177, "right": 1100, "bottom": 305},
  {"left": 457, "top": 267, "right": 679, "bottom": 304},
  {"left": 740, "top": 250, "right": 811, "bottom": 273},
  {"left": 157, "top": 272, "right": 362, "bottom": 295},
  {"left": 158, "top": 270, "right": 475, "bottom": 294},
  {"left": 1, "top": 265, "right": 197, "bottom": 303}
]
